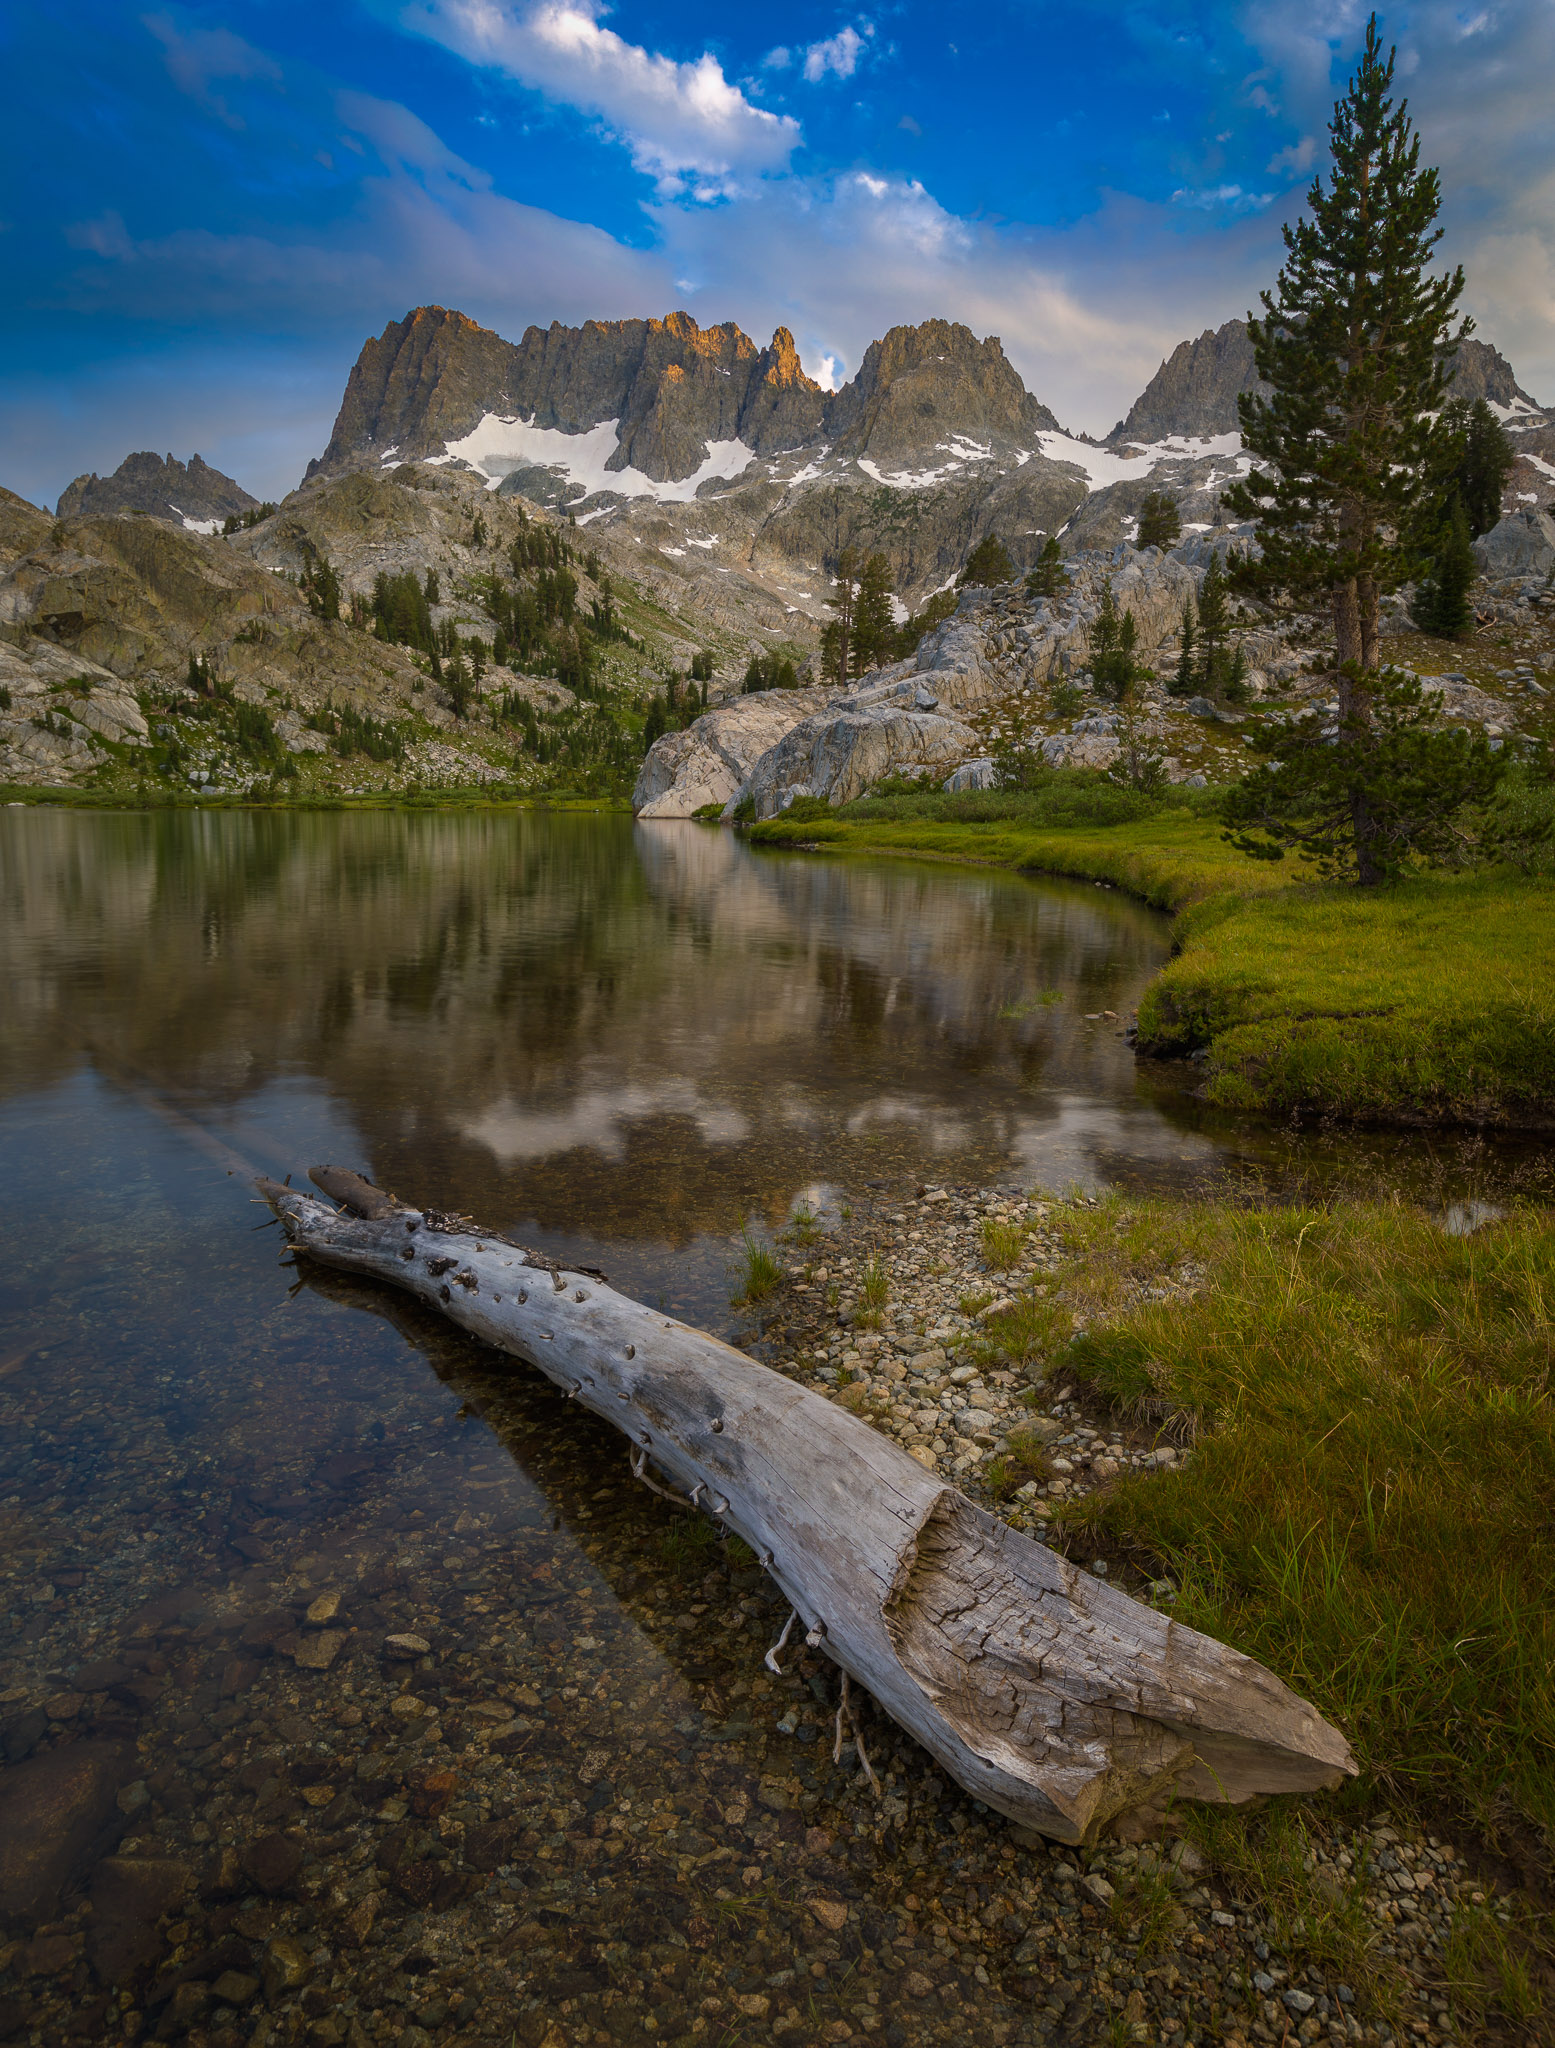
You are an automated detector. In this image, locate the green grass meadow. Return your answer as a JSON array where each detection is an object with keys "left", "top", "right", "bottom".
[
  {"left": 1014, "top": 1195, "right": 1555, "bottom": 1844},
  {"left": 1140, "top": 872, "right": 1555, "bottom": 1126},
  {"left": 749, "top": 783, "right": 1555, "bottom": 1128}
]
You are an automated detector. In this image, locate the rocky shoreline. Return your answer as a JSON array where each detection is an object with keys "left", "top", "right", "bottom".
[{"left": 0, "top": 1176, "right": 1527, "bottom": 2048}]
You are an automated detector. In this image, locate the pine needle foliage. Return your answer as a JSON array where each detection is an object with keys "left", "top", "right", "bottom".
[
  {"left": 1436, "top": 395, "right": 1515, "bottom": 540},
  {"left": 1221, "top": 15, "right": 1491, "bottom": 884},
  {"left": 1225, "top": 16, "right": 1469, "bottom": 668},
  {"left": 1410, "top": 500, "right": 1476, "bottom": 638},
  {"left": 1223, "top": 671, "right": 1501, "bottom": 882},
  {"left": 959, "top": 533, "right": 1015, "bottom": 588},
  {"left": 1024, "top": 535, "right": 1071, "bottom": 600},
  {"left": 1088, "top": 582, "right": 1144, "bottom": 703},
  {"left": 1137, "top": 492, "right": 1181, "bottom": 551}
]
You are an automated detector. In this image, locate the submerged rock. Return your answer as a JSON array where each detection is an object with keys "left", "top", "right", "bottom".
[{"left": 0, "top": 1741, "right": 132, "bottom": 1929}]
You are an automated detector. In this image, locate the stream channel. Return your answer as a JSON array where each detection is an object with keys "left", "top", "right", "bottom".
[{"left": 0, "top": 809, "right": 1532, "bottom": 2048}]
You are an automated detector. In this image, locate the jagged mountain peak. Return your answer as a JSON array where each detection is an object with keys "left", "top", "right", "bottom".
[
  {"left": 1108, "top": 318, "right": 1545, "bottom": 448},
  {"left": 1107, "top": 320, "right": 1263, "bottom": 446},
  {"left": 827, "top": 320, "right": 1061, "bottom": 463},
  {"left": 55, "top": 450, "right": 257, "bottom": 531},
  {"left": 1444, "top": 337, "right": 1543, "bottom": 414},
  {"left": 310, "top": 305, "right": 1067, "bottom": 489}
]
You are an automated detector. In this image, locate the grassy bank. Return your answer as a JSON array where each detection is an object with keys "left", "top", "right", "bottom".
[
  {"left": 748, "top": 784, "right": 1272, "bottom": 912},
  {"left": 992, "top": 1195, "right": 1555, "bottom": 1848},
  {"left": 1142, "top": 873, "right": 1555, "bottom": 1127},
  {"left": 0, "top": 782, "right": 633, "bottom": 813},
  {"left": 749, "top": 784, "right": 1555, "bottom": 1128}
]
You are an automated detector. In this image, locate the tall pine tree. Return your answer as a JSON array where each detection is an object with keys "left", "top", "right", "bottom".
[
  {"left": 1025, "top": 535, "right": 1071, "bottom": 600},
  {"left": 852, "top": 553, "right": 896, "bottom": 674},
  {"left": 1226, "top": 15, "right": 1467, "bottom": 673},
  {"left": 1137, "top": 492, "right": 1182, "bottom": 551},
  {"left": 959, "top": 534, "right": 1015, "bottom": 587},
  {"left": 1088, "top": 583, "right": 1142, "bottom": 703},
  {"left": 1195, "top": 556, "right": 1234, "bottom": 697},
  {"left": 1169, "top": 598, "right": 1198, "bottom": 699},
  {"left": 1222, "top": 16, "right": 1486, "bottom": 885},
  {"left": 1411, "top": 500, "right": 1476, "bottom": 638},
  {"left": 822, "top": 548, "right": 861, "bottom": 685}
]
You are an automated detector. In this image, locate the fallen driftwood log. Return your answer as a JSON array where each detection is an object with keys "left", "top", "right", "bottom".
[{"left": 260, "top": 1167, "right": 1355, "bottom": 1843}]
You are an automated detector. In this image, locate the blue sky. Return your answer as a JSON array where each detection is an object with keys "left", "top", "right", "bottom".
[{"left": 3, "top": 1, "right": 1552, "bottom": 507}]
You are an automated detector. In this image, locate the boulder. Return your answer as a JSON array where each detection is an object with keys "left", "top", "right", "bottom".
[
  {"left": 1473, "top": 507, "right": 1555, "bottom": 579},
  {"left": 239, "top": 1832, "right": 304, "bottom": 1895},
  {"left": 0, "top": 1742, "right": 132, "bottom": 1930},
  {"left": 728, "top": 705, "right": 979, "bottom": 819},
  {"left": 633, "top": 688, "right": 831, "bottom": 818},
  {"left": 943, "top": 756, "right": 997, "bottom": 792},
  {"left": 1039, "top": 733, "right": 1120, "bottom": 770}
]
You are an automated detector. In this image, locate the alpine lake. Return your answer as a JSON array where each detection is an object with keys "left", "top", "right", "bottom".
[{"left": 0, "top": 808, "right": 1535, "bottom": 2048}]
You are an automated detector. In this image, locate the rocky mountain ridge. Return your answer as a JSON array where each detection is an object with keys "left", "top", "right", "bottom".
[
  {"left": 313, "top": 307, "right": 1065, "bottom": 487},
  {"left": 56, "top": 451, "right": 257, "bottom": 532},
  {"left": 1110, "top": 320, "right": 1543, "bottom": 447}
]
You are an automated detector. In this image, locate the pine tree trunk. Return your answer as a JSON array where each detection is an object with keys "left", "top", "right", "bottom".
[
  {"left": 1333, "top": 576, "right": 1383, "bottom": 883},
  {"left": 1333, "top": 578, "right": 1363, "bottom": 670}
]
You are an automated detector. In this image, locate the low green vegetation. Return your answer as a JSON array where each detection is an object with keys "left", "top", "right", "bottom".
[
  {"left": 749, "top": 766, "right": 1555, "bottom": 1126},
  {"left": 980, "top": 1214, "right": 1031, "bottom": 1270},
  {"left": 1141, "top": 870, "right": 1555, "bottom": 1125},
  {"left": 749, "top": 780, "right": 1273, "bottom": 913},
  {"left": 1008, "top": 1194, "right": 1555, "bottom": 1844},
  {"left": 732, "top": 1228, "right": 782, "bottom": 1306}
]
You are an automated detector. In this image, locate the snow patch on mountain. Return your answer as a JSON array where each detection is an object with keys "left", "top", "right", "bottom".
[
  {"left": 437, "top": 414, "right": 757, "bottom": 503},
  {"left": 1036, "top": 430, "right": 1245, "bottom": 489}
]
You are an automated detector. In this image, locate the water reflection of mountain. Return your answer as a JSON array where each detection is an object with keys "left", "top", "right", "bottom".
[{"left": 0, "top": 811, "right": 1216, "bottom": 1241}]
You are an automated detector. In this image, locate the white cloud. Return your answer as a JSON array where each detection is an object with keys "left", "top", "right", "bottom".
[
  {"left": 1172, "top": 183, "right": 1273, "bottom": 213},
  {"left": 802, "top": 25, "right": 869, "bottom": 84},
  {"left": 1267, "top": 135, "right": 1317, "bottom": 176},
  {"left": 30, "top": 0, "right": 1555, "bottom": 518},
  {"left": 143, "top": 9, "right": 282, "bottom": 127},
  {"left": 395, "top": 0, "right": 799, "bottom": 194}
]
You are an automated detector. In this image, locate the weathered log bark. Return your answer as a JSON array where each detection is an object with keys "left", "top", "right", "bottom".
[{"left": 259, "top": 1167, "right": 1355, "bottom": 1843}]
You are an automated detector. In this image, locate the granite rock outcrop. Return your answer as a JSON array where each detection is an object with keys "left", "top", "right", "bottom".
[
  {"left": 633, "top": 688, "right": 835, "bottom": 818},
  {"left": 1473, "top": 506, "right": 1555, "bottom": 580},
  {"left": 636, "top": 548, "right": 1206, "bottom": 820}
]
